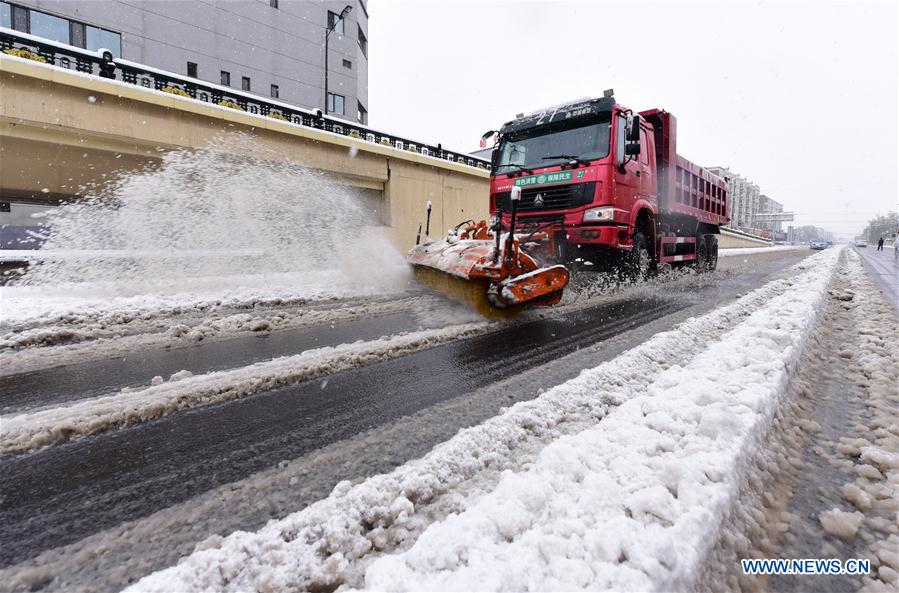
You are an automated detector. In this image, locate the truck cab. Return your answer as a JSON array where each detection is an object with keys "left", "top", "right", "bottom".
[
  {"left": 488, "top": 94, "right": 656, "bottom": 266},
  {"left": 487, "top": 93, "right": 726, "bottom": 273}
]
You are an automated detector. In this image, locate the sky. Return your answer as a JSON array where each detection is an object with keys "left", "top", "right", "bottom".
[{"left": 368, "top": 0, "right": 898, "bottom": 237}]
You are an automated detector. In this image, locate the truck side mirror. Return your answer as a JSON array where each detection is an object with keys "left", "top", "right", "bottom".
[
  {"left": 625, "top": 143, "right": 641, "bottom": 156},
  {"left": 627, "top": 115, "right": 641, "bottom": 142}
]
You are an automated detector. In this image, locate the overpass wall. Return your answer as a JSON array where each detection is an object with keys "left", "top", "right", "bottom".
[
  {"left": 718, "top": 228, "right": 773, "bottom": 248},
  {"left": 0, "top": 56, "right": 490, "bottom": 250}
]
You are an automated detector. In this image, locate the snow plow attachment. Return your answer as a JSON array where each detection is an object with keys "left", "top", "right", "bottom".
[{"left": 408, "top": 196, "right": 569, "bottom": 319}]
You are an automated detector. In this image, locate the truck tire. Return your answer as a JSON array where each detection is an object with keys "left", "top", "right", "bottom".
[
  {"left": 706, "top": 236, "right": 719, "bottom": 271},
  {"left": 695, "top": 235, "right": 719, "bottom": 272},
  {"left": 696, "top": 239, "right": 709, "bottom": 272},
  {"left": 630, "top": 231, "right": 652, "bottom": 280}
]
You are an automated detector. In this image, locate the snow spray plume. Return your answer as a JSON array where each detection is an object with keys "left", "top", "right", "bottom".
[{"left": 15, "top": 135, "right": 409, "bottom": 295}]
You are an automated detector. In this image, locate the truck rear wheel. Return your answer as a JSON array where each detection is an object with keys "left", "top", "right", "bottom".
[
  {"left": 696, "top": 241, "right": 709, "bottom": 271},
  {"left": 707, "top": 237, "right": 719, "bottom": 271},
  {"left": 695, "top": 235, "right": 719, "bottom": 272}
]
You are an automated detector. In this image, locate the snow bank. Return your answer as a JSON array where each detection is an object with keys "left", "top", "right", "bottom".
[
  {"left": 126, "top": 248, "right": 841, "bottom": 593},
  {"left": 819, "top": 508, "right": 865, "bottom": 539},
  {"left": 0, "top": 323, "right": 490, "bottom": 454},
  {"left": 826, "top": 250, "right": 899, "bottom": 592},
  {"left": 0, "top": 295, "right": 427, "bottom": 376},
  {"left": 362, "top": 247, "right": 840, "bottom": 591}
]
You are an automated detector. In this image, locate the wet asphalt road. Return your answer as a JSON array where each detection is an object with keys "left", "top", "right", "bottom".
[
  {"left": 0, "top": 250, "right": 814, "bottom": 568},
  {"left": 1, "top": 311, "right": 435, "bottom": 414},
  {"left": 854, "top": 245, "right": 897, "bottom": 309},
  {"left": 1, "top": 296, "right": 680, "bottom": 566}
]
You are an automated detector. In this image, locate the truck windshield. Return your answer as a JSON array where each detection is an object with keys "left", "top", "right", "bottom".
[{"left": 495, "top": 119, "right": 611, "bottom": 174}]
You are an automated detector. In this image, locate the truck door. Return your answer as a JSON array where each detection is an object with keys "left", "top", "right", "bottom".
[
  {"left": 613, "top": 113, "right": 641, "bottom": 223},
  {"left": 638, "top": 125, "right": 656, "bottom": 207}
]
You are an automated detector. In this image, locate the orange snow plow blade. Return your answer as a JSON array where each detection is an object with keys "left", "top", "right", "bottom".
[{"left": 407, "top": 219, "right": 569, "bottom": 319}]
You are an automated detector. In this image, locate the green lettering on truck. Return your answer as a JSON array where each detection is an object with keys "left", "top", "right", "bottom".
[{"left": 513, "top": 171, "right": 574, "bottom": 187}]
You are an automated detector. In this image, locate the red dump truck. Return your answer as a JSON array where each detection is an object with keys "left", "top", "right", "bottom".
[
  {"left": 486, "top": 91, "right": 729, "bottom": 275},
  {"left": 406, "top": 91, "right": 728, "bottom": 318}
]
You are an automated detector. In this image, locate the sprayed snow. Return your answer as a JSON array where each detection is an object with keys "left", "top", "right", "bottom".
[
  {"left": 126, "top": 248, "right": 841, "bottom": 593},
  {"left": 0, "top": 323, "right": 490, "bottom": 454},
  {"left": 0, "top": 249, "right": 264, "bottom": 262},
  {"left": 1, "top": 136, "right": 411, "bottom": 327}
]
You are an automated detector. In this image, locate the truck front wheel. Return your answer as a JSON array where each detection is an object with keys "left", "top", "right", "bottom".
[{"left": 629, "top": 232, "right": 652, "bottom": 280}]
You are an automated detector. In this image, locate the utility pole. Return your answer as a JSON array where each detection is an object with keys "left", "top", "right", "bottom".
[{"left": 324, "top": 5, "right": 353, "bottom": 115}]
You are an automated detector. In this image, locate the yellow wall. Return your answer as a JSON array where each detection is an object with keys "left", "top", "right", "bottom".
[
  {"left": 718, "top": 229, "right": 773, "bottom": 248},
  {"left": 0, "top": 56, "right": 490, "bottom": 248}
]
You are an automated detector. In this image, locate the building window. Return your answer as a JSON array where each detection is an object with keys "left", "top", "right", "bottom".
[
  {"left": 241, "top": 76, "right": 251, "bottom": 91},
  {"left": 358, "top": 25, "right": 367, "bottom": 57},
  {"left": 327, "top": 92, "right": 345, "bottom": 115},
  {"left": 11, "top": 4, "right": 27, "bottom": 32},
  {"left": 187, "top": 61, "right": 198, "bottom": 78},
  {"left": 327, "top": 10, "right": 345, "bottom": 34},
  {"left": 30, "top": 10, "right": 69, "bottom": 44},
  {"left": 269, "top": 0, "right": 278, "bottom": 7},
  {"left": 85, "top": 25, "right": 122, "bottom": 57},
  {"left": 357, "top": 101, "right": 367, "bottom": 125},
  {"left": 221, "top": 70, "right": 231, "bottom": 86},
  {"left": 342, "top": 59, "right": 352, "bottom": 69},
  {"left": 1, "top": 2, "right": 12, "bottom": 28},
  {"left": 270, "top": 84, "right": 279, "bottom": 98},
  {"left": 4, "top": 4, "right": 122, "bottom": 57},
  {"left": 70, "top": 21, "right": 86, "bottom": 48}
]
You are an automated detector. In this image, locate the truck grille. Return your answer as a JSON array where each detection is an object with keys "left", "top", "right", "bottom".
[
  {"left": 514, "top": 214, "right": 565, "bottom": 227},
  {"left": 494, "top": 182, "right": 595, "bottom": 213}
]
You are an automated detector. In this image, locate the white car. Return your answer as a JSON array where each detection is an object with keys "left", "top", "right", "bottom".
[{"left": 855, "top": 239, "right": 868, "bottom": 248}]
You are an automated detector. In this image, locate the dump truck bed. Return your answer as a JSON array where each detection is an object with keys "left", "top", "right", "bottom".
[{"left": 640, "top": 108, "right": 728, "bottom": 226}]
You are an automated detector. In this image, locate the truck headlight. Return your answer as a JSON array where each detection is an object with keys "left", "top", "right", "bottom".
[{"left": 583, "top": 206, "right": 615, "bottom": 222}]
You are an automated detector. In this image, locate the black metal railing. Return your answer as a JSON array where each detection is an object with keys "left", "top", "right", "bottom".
[{"left": 0, "top": 28, "right": 491, "bottom": 171}]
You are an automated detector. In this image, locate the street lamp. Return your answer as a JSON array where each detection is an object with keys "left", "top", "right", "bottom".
[{"left": 324, "top": 4, "right": 352, "bottom": 116}]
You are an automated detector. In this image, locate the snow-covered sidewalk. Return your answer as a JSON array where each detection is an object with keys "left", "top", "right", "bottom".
[{"left": 127, "top": 248, "right": 842, "bottom": 593}]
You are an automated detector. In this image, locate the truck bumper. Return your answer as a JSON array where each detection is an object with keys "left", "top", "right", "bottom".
[{"left": 567, "top": 224, "right": 631, "bottom": 249}]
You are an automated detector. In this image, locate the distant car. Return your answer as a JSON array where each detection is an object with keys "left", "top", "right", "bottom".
[
  {"left": 855, "top": 239, "right": 868, "bottom": 248},
  {"left": 810, "top": 240, "right": 828, "bottom": 250}
]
